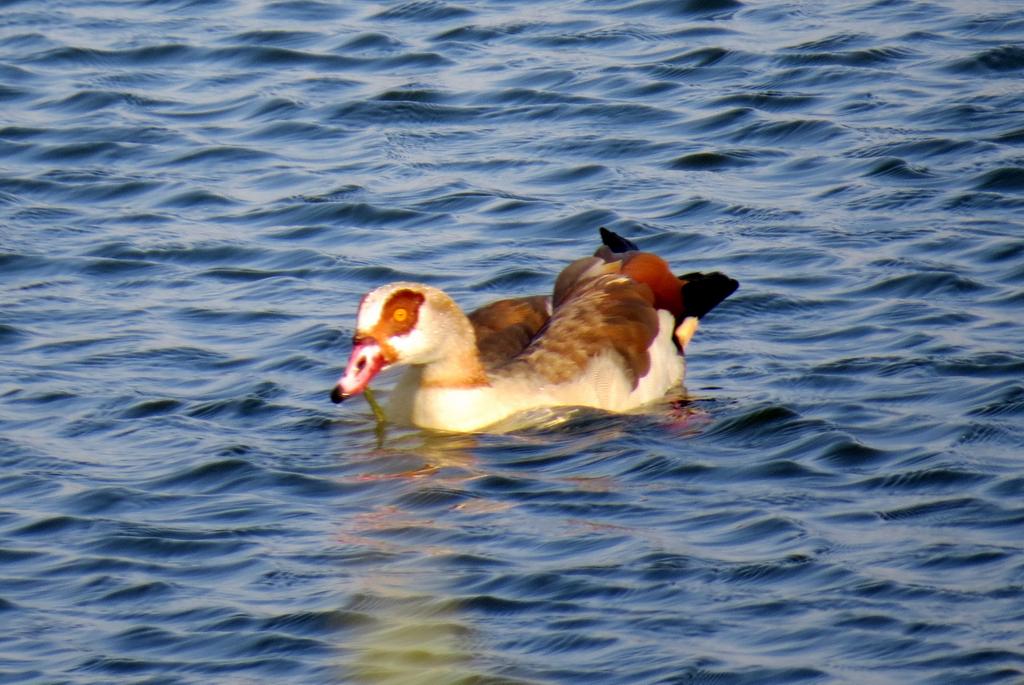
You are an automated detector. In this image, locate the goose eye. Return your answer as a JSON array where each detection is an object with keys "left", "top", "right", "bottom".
[{"left": 392, "top": 308, "right": 408, "bottom": 322}]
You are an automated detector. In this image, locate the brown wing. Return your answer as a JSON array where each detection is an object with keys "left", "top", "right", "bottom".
[
  {"left": 468, "top": 295, "right": 551, "bottom": 369},
  {"left": 498, "top": 257, "right": 660, "bottom": 388},
  {"left": 598, "top": 228, "right": 738, "bottom": 324}
]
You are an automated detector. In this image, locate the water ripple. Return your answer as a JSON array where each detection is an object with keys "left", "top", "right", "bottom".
[{"left": 1, "top": 0, "right": 1023, "bottom": 683}]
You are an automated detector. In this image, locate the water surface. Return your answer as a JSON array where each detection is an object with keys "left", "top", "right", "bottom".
[{"left": 1, "top": 0, "right": 1023, "bottom": 683}]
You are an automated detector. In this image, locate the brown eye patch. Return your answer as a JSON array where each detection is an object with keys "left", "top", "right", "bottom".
[{"left": 376, "top": 289, "right": 424, "bottom": 339}]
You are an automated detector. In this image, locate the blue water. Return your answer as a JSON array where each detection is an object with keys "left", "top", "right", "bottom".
[{"left": 2, "top": 0, "right": 1023, "bottom": 682}]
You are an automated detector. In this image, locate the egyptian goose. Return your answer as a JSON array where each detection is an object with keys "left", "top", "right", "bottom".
[{"left": 331, "top": 228, "right": 737, "bottom": 433}]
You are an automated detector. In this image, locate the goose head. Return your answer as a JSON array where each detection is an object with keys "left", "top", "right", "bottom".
[{"left": 330, "top": 282, "right": 476, "bottom": 403}]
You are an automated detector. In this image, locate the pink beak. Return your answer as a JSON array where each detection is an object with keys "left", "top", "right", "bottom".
[{"left": 331, "top": 338, "right": 386, "bottom": 404}]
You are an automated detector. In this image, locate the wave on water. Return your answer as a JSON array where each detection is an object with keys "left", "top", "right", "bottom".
[{"left": 1, "top": 0, "right": 1023, "bottom": 683}]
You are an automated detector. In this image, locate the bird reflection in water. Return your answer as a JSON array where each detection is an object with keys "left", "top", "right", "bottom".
[
  {"left": 328, "top": 396, "right": 712, "bottom": 683},
  {"left": 331, "top": 430, "right": 507, "bottom": 684}
]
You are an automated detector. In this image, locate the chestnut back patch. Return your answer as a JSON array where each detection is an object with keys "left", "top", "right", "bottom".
[{"left": 375, "top": 289, "right": 425, "bottom": 339}]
